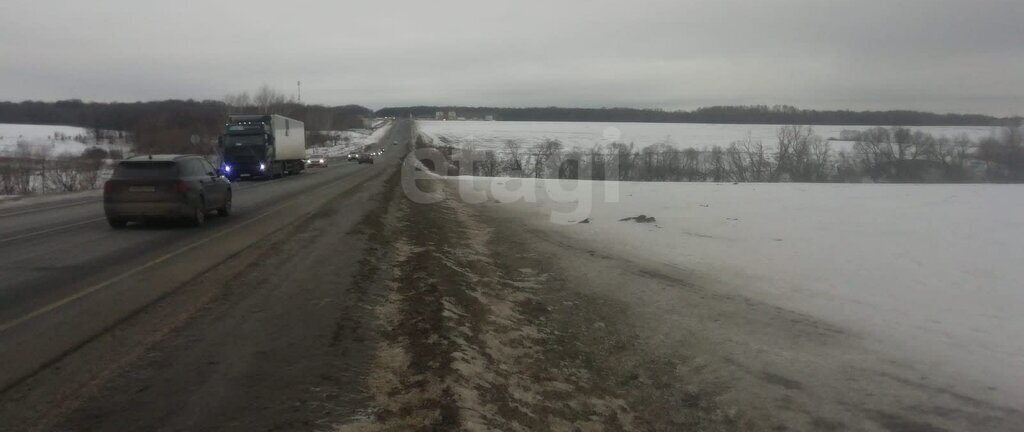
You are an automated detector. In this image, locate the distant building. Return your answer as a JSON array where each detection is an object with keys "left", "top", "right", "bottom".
[
  {"left": 435, "top": 111, "right": 445, "bottom": 120},
  {"left": 448, "top": 110, "right": 457, "bottom": 120},
  {"left": 484, "top": 115, "right": 494, "bottom": 121}
]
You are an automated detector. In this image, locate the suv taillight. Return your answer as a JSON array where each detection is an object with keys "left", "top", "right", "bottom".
[
  {"left": 103, "top": 181, "right": 112, "bottom": 193},
  {"left": 176, "top": 181, "right": 188, "bottom": 194}
]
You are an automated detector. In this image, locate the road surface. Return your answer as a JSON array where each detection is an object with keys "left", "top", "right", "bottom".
[
  {"left": 2, "top": 119, "right": 1021, "bottom": 431},
  {"left": 0, "top": 119, "right": 409, "bottom": 412}
]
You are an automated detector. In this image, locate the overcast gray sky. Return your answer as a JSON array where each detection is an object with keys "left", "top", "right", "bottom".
[{"left": 1, "top": 0, "right": 1022, "bottom": 115}]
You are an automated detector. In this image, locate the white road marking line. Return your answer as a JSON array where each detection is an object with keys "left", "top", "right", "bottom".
[
  {"left": 0, "top": 199, "right": 98, "bottom": 218},
  {"left": 0, "top": 201, "right": 290, "bottom": 334},
  {"left": 0, "top": 218, "right": 107, "bottom": 245}
]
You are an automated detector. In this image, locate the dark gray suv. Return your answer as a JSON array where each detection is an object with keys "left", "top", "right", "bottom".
[{"left": 103, "top": 155, "right": 232, "bottom": 228}]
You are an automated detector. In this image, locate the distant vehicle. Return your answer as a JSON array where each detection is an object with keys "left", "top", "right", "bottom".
[
  {"left": 347, "top": 153, "right": 358, "bottom": 162},
  {"left": 218, "top": 114, "right": 305, "bottom": 179},
  {"left": 103, "top": 155, "right": 231, "bottom": 228},
  {"left": 306, "top": 155, "right": 328, "bottom": 167},
  {"left": 392, "top": 140, "right": 399, "bottom": 145},
  {"left": 357, "top": 153, "right": 374, "bottom": 164}
]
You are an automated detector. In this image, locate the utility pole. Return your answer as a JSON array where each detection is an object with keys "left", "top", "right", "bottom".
[{"left": 297, "top": 81, "right": 301, "bottom": 104}]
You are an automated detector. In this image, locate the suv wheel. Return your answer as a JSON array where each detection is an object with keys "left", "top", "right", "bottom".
[
  {"left": 108, "top": 218, "right": 127, "bottom": 229},
  {"left": 218, "top": 192, "right": 232, "bottom": 217},
  {"left": 190, "top": 199, "right": 206, "bottom": 226}
]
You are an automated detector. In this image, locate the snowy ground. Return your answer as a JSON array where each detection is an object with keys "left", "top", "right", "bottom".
[
  {"left": 419, "top": 120, "right": 997, "bottom": 152},
  {"left": 446, "top": 177, "right": 1024, "bottom": 405},
  {"left": 0, "top": 188, "right": 102, "bottom": 209},
  {"left": 0, "top": 123, "right": 129, "bottom": 156},
  {"left": 306, "top": 123, "right": 392, "bottom": 158}
]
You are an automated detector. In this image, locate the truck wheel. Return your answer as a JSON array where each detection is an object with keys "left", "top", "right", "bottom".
[
  {"left": 108, "top": 218, "right": 127, "bottom": 229},
  {"left": 217, "top": 192, "right": 232, "bottom": 217}
]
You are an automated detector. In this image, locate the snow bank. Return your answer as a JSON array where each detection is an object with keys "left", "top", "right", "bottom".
[
  {"left": 0, "top": 123, "right": 129, "bottom": 156},
  {"left": 306, "top": 123, "right": 392, "bottom": 158},
  {"left": 0, "top": 188, "right": 102, "bottom": 210},
  {"left": 448, "top": 177, "right": 1024, "bottom": 402},
  {"left": 420, "top": 120, "right": 996, "bottom": 152}
]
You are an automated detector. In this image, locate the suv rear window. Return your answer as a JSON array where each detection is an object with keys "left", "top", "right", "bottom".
[{"left": 112, "top": 161, "right": 179, "bottom": 179}]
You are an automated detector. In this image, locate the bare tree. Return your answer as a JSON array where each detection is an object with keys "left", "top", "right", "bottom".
[
  {"left": 504, "top": 139, "right": 522, "bottom": 176},
  {"left": 834, "top": 150, "right": 861, "bottom": 182},
  {"left": 77, "top": 153, "right": 106, "bottom": 190},
  {"left": 774, "top": 125, "right": 817, "bottom": 181},
  {"left": 709, "top": 145, "right": 727, "bottom": 182},
  {"left": 587, "top": 143, "right": 606, "bottom": 180},
  {"left": 533, "top": 139, "right": 563, "bottom": 178},
  {"left": 253, "top": 85, "right": 287, "bottom": 114},
  {"left": 808, "top": 136, "right": 832, "bottom": 181},
  {"left": 560, "top": 147, "right": 583, "bottom": 179},
  {"left": 223, "top": 91, "right": 253, "bottom": 114},
  {"left": 726, "top": 142, "right": 748, "bottom": 182},
  {"left": 1002, "top": 124, "right": 1024, "bottom": 180},
  {"left": 949, "top": 133, "right": 974, "bottom": 169},
  {"left": 46, "top": 153, "right": 83, "bottom": 192},
  {"left": 743, "top": 135, "right": 772, "bottom": 181},
  {"left": 853, "top": 127, "right": 894, "bottom": 179},
  {"left": 680, "top": 148, "right": 703, "bottom": 181},
  {"left": 460, "top": 144, "right": 474, "bottom": 175},
  {"left": 608, "top": 142, "right": 636, "bottom": 180},
  {"left": 481, "top": 150, "right": 499, "bottom": 177}
]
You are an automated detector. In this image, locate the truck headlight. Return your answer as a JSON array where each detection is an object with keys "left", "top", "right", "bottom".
[{"left": 259, "top": 163, "right": 266, "bottom": 171}]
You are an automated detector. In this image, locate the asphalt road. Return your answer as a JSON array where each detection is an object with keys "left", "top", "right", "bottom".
[
  {"left": 4, "top": 119, "right": 1020, "bottom": 431},
  {"left": 0, "top": 119, "right": 411, "bottom": 392}
]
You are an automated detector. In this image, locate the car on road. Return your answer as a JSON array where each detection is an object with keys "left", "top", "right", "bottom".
[
  {"left": 392, "top": 140, "right": 399, "bottom": 146},
  {"left": 356, "top": 153, "right": 374, "bottom": 164},
  {"left": 347, "top": 153, "right": 358, "bottom": 162},
  {"left": 103, "top": 155, "right": 232, "bottom": 228},
  {"left": 306, "top": 155, "right": 328, "bottom": 167}
]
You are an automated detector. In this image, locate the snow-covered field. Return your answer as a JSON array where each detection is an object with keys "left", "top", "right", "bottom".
[
  {"left": 306, "top": 123, "right": 392, "bottom": 158},
  {"left": 420, "top": 120, "right": 998, "bottom": 152},
  {"left": 0, "top": 123, "right": 129, "bottom": 156},
  {"left": 447, "top": 177, "right": 1024, "bottom": 404}
]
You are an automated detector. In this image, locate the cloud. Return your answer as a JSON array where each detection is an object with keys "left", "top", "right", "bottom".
[{"left": 1, "top": 0, "right": 1021, "bottom": 115}]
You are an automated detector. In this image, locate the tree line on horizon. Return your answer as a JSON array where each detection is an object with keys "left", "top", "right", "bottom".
[
  {"left": 0, "top": 91, "right": 372, "bottom": 155},
  {"left": 426, "top": 124, "right": 1024, "bottom": 183},
  {"left": 380, "top": 105, "right": 1017, "bottom": 127},
  {"left": 0, "top": 87, "right": 374, "bottom": 195}
]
